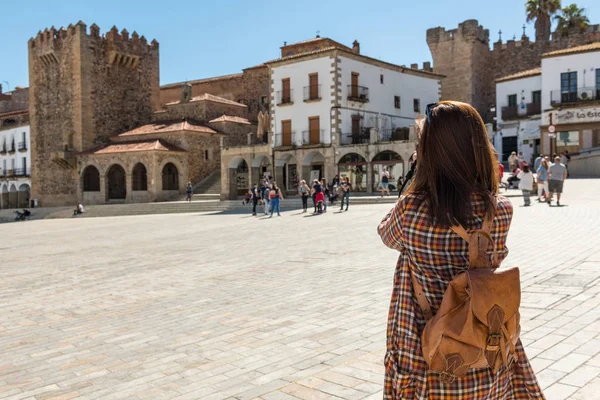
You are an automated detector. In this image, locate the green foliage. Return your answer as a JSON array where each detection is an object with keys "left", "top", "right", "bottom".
[
  {"left": 555, "top": 3, "right": 590, "bottom": 36},
  {"left": 559, "top": 131, "right": 571, "bottom": 146}
]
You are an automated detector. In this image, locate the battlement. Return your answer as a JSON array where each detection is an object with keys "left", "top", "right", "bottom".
[
  {"left": 427, "top": 19, "right": 489, "bottom": 45},
  {"left": 28, "top": 21, "right": 158, "bottom": 56}
]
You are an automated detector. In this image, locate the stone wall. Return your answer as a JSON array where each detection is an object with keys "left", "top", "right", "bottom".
[
  {"left": 427, "top": 19, "right": 600, "bottom": 121},
  {"left": 159, "top": 66, "right": 269, "bottom": 123},
  {"left": 0, "top": 87, "right": 29, "bottom": 114},
  {"left": 28, "top": 22, "right": 159, "bottom": 207}
]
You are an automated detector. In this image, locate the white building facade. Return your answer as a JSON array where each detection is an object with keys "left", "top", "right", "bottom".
[
  {"left": 0, "top": 111, "right": 32, "bottom": 209},
  {"left": 264, "top": 39, "right": 442, "bottom": 193},
  {"left": 540, "top": 44, "right": 600, "bottom": 159},
  {"left": 494, "top": 69, "right": 542, "bottom": 165}
]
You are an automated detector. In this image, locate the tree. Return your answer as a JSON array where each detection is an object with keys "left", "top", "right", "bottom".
[
  {"left": 559, "top": 131, "right": 571, "bottom": 147},
  {"left": 526, "top": 0, "right": 562, "bottom": 42},
  {"left": 555, "top": 4, "right": 590, "bottom": 36}
]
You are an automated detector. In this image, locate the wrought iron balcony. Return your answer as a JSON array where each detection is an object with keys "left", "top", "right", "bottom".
[
  {"left": 378, "top": 127, "right": 410, "bottom": 143},
  {"left": 550, "top": 87, "right": 599, "bottom": 105},
  {"left": 300, "top": 130, "right": 325, "bottom": 146},
  {"left": 347, "top": 85, "right": 369, "bottom": 102},
  {"left": 18, "top": 141, "right": 27, "bottom": 151},
  {"left": 273, "top": 131, "right": 296, "bottom": 147},
  {"left": 501, "top": 102, "right": 542, "bottom": 120},
  {"left": 303, "top": 85, "right": 322, "bottom": 101},
  {"left": 13, "top": 168, "right": 29, "bottom": 177},
  {"left": 276, "top": 90, "right": 294, "bottom": 105},
  {"left": 344, "top": 130, "right": 370, "bottom": 145}
]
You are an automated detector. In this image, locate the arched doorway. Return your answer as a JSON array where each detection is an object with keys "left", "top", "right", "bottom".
[
  {"left": 302, "top": 151, "right": 325, "bottom": 185},
  {"left": 252, "top": 155, "right": 271, "bottom": 184},
  {"left": 18, "top": 183, "right": 30, "bottom": 208},
  {"left": 132, "top": 163, "right": 148, "bottom": 191},
  {"left": 162, "top": 163, "right": 179, "bottom": 191},
  {"left": 0, "top": 184, "right": 8, "bottom": 209},
  {"left": 106, "top": 164, "right": 126, "bottom": 200},
  {"left": 8, "top": 184, "right": 17, "bottom": 209},
  {"left": 227, "top": 157, "right": 249, "bottom": 198},
  {"left": 275, "top": 154, "right": 298, "bottom": 192},
  {"left": 372, "top": 151, "right": 404, "bottom": 192},
  {"left": 338, "top": 153, "right": 367, "bottom": 192},
  {"left": 82, "top": 166, "right": 100, "bottom": 192}
]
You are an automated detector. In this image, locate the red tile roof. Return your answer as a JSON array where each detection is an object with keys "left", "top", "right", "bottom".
[
  {"left": 0, "top": 109, "right": 29, "bottom": 118},
  {"left": 542, "top": 42, "right": 600, "bottom": 58},
  {"left": 79, "top": 140, "right": 186, "bottom": 155},
  {"left": 209, "top": 115, "right": 251, "bottom": 125},
  {"left": 496, "top": 67, "right": 542, "bottom": 83},
  {"left": 115, "top": 120, "right": 220, "bottom": 137},
  {"left": 165, "top": 93, "right": 247, "bottom": 107}
]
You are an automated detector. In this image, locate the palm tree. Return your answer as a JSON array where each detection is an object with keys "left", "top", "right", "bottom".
[
  {"left": 555, "top": 4, "right": 590, "bottom": 36},
  {"left": 526, "top": 0, "right": 562, "bottom": 42}
]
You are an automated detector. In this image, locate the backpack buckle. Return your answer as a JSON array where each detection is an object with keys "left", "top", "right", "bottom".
[{"left": 439, "top": 371, "right": 456, "bottom": 384}]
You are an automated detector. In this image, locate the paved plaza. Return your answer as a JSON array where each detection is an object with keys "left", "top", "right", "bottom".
[{"left": 1, "top": 179, "right": 600, "bottom": 400}]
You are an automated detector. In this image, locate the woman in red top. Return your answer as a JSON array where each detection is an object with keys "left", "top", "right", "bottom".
[{"left": 378, "top": 101, "right": 543, "bottom": 399}]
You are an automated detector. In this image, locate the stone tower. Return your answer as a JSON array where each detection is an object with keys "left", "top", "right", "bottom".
[
  {"left": 28, "top": 22, "right": 160, "bottom": 206},
  {"left": 426, "top": 20, "right": 493, "bottom": 120}
]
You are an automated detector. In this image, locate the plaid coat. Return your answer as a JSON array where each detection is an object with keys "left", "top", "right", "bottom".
[{"left": 378, "top": 194, "right": 545, "bottom": 399}]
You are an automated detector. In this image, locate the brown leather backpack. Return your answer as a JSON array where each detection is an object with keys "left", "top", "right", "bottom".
[{"left": 410, "top": 211, "right": 521, "bottom": 384}]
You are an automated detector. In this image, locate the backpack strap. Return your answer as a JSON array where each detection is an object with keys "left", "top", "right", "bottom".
[
  {"left": 410, "top": 273, "right": 433, "bottom": 321},
  {"left": 450, "top": 211, "right": 499, "bottom": 268}
]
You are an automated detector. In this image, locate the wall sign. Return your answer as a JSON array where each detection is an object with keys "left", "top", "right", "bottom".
[{"left": 554, "top": 107, "right": 600, "bottom": 124}]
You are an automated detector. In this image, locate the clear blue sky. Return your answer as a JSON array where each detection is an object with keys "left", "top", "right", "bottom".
[{"left": 1, "top": 0, "right": 597, "bottom": 90}]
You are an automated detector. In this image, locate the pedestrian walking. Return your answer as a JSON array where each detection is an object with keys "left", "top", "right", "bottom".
[
  {"left": 269, "top": 183, "right": 284, "bottom": 217},
  {"left": 378, "top": 101, "right": 543, "bottom": 399},
  {"left": 186, "top": 181, "right": 193, "bottom": 202},
  {"left": 547, "top": 156, "right": 568, "bottom": 207},
  {"left": 332, "top": 174, "right": 340, "bottom": 187},
  {"left": 261, "top": 184, "right": 270, "bottom": 215},
  {"left": 298, "top": 179, "right": 310, "bottom": 213},
  {"left": 250, "top": 183, "right": 259, "bottom": 216},
  {"left": 536, "top": 158, "right": 549, "bottom": 202},
  {"left": 340, "top": 177, "right": 351, "bottom": 211},
  {"left": 311, "top": 179, "right": 325, "bottom": 214},
  {"left": 517, "top": 151, "right": 525, "bottom": 170},
  {"left": 533, "top": 153, "right": 543, "bottom": 172},
  {"left": 517, "top": 164, "right": 534, "bottom": 206},
  {"left": 508, "top": 151, "right": 518, "bottom": 172},
  {"left": 381, "top": 167, "right": 391, "bottom": 197}
]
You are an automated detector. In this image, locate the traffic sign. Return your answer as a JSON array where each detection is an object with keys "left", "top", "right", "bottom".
[
  {"left": 548, "top": 125, "right": 556, "bottom": 134},
  {"left": 548, "top": 133, "right": 556, "bottom": 138}
]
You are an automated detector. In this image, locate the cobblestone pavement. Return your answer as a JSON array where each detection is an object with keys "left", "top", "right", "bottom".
[{"left": 1, "top": 179, "right": 599, "bottom": 400}]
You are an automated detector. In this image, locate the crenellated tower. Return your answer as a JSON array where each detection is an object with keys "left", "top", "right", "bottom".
[{"left": 28, "top": 21, "right": 160, "bottom": 206}]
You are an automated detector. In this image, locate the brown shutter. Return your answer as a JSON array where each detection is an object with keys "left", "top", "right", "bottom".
[
  {"left": 282, "top": 120, "right": 292, "bottom": 146},
  {"left": 351, "top": 72, "right": 359, "bottom": 97},
  {"left": 309, "top": 116, "right": 320, "bottom": 145},
  {"left": 352, "top": 117, "right": 360, "bottom": 135},
  {"left": 309, "top": 73, "right": 318, "bottom": 100},
  {"left": 282, "top": 78, "right": 290, "bottom": 103}
]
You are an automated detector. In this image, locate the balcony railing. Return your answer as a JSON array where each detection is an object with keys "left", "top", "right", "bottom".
[
  {"left": 378, "top": 128, "right": 410, "bottom": 143},
  {"left": 18, "top": 141, "right": 27, "bottom": 151},
  {"left": 276, "top": 90, "right": 294, "bottom": 105},
  {"left": 13, "top": 168, "right": 29, "bottom": 177},
  {"left": 501, "top": 102, "right": 542, "bottom": 120},
  {"left": 303, "top": 85, "right": 322, "bottom": 101},
  {"left": 550, "top": 87, "right": 600, "bottom": 105},
  {"left": 8, "top": 143, "right": 16, "bottom": 153},
  {"left": 347, "top": 85, "right": 369, "bottom": 102},
  {"left": 273, "top": 131, "right": 296, "bottom": 147},
  {"left": 344, "top": 130, "right": 370, "bottom": 145},
  {"left": 300, "top": 130, "right": 325, "bottom": 146}
]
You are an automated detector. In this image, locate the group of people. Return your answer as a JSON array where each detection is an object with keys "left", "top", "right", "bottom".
[
  {"left": 507, "top": 151, "right": 569, "bottom": 207},
  {"left": 246, "top": 174, "right": 353, "bottom": 217}
]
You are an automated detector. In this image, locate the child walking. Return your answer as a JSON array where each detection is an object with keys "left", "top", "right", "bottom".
[{"left": 517, "top": 164, "right": 534, "bottom": 206}]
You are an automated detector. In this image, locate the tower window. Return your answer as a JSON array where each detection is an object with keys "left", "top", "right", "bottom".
[{"left": 380, "top": 74, "right": 384, "bottom": 84}]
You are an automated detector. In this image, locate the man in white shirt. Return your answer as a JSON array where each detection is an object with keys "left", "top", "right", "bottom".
[{"left": 547, "top": 156, "right": 568, "bottom": 207}]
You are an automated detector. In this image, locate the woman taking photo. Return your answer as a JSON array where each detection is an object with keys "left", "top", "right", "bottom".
[{"left": 378, "top": 102, "right": 543, "bottom": 399}]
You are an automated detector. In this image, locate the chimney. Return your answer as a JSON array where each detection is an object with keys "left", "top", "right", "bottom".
[
  {"left": 423, "top": 62, "right": 431, "bottom": 71},
  {"left": 0, "top": 83, "right": 2, "bottom": 94},
  {"left": 352, "top": 40, "right": 360, "bottom": 54},
  {"left": 410, "top": 63, "right": 418, "bottom": 69}
]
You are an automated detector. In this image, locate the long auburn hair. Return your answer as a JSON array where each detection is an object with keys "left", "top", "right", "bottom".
[{"left": 407, "top": 101, "right": 498, "bottom": 227}]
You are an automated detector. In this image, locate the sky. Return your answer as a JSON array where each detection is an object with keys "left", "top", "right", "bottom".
[{"left": 1, "top": 0, "right": 597, "bottom": 90}]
